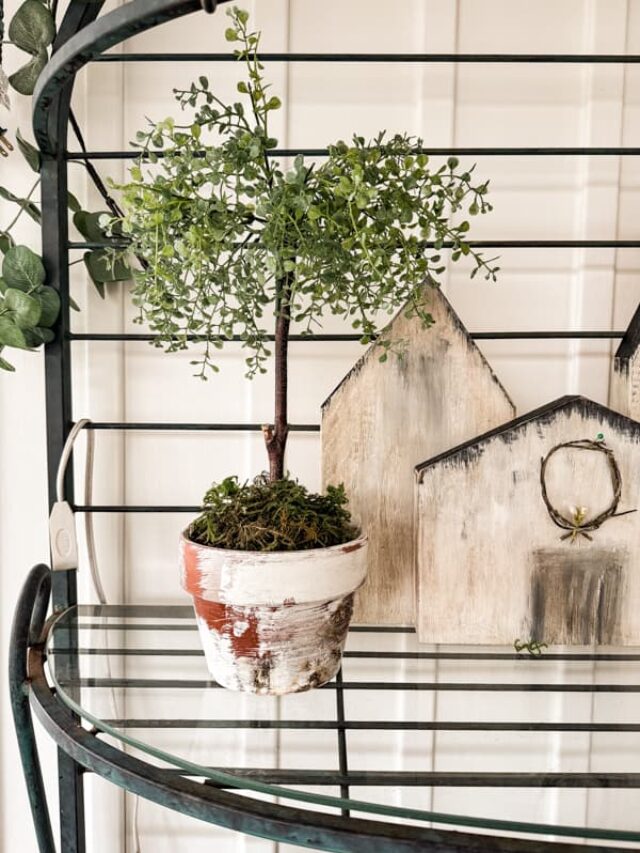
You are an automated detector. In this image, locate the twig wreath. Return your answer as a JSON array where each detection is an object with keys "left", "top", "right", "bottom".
[{"left": 540, "top": 438, "right": 636, "bottom": 543}]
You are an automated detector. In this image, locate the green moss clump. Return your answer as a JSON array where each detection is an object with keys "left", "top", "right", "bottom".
[{"left": 187, "top": 474, "right": 358, "bottom": 552}]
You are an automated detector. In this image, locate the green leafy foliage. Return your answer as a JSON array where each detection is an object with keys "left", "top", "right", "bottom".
[
  {"left": 15, "top": 129, "right": 41, "bottom": 172},
  {"left": 7, "top": 0, "right": 54, "bottom": 96},
  {"left": 8, "top": 49, "right": 48, "bottom": 96},
  {"left": 115, "top": 6, "right": 498, "bottom": 380},
  {"left": 0, "top": 245, "right": 60, "bottom": 370},
  {"left": 188, "top": 474, "right": 358, "bottom": 551},
  {"left": 74, "top": 210, "right": 131, "bottom": 296}
]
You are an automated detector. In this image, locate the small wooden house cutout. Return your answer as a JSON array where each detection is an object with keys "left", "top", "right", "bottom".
[
  {"left": 415, "top": 395, "right": 640, "bottom": 645},
  {"left": 611, "top": 303, "right": 640, "bottom": 420},
  {"left": 321, "top": 287, "right": 515, "bottom": 625}
]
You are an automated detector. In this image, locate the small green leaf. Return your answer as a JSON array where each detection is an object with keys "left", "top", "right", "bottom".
[
  {"left": 0, "top": 317, "right": 31, "bottom": 349},
  {"left": 15, "top": 129, "right": 40, "bottom": 172},
  {"left": 0, "top": 232, "right": 14, "bottom": 255},
  {"left": 0, "top": 186, "right": 41, "bottom": 224},
  {"left": 73, "top": 211, "right": 117, "bottom": 244},
  {"left": 27, "top": 326, "right": 55, "bottom": 344},
  {"left": 3, "top": 245, "right": 46, "bottom": 291},
  {"left": 35, "top": 286, "right": 60, "bottom": 327},
  {"left": 5, "top": 288, "right": 42, "bottom": 328},
  {"left": 8, "top": 0, "right": 55, "bottom": 54},
  {"left": 9, "top": 49, "right": 48, "bottom": 96},
  {"left": 67, "top": 192, "right": 82, "bottom": 213},
  {"left": 84, "top": 250, "right": 131, "bottom": 285},
  {"left": 225, "top": 27, "right": 238, "bottom": 41},
  {"left": 0, "top": 353, "right": 16, "bottom": 371}
]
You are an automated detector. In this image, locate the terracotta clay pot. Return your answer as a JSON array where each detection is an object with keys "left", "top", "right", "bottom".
[{"left": 179, "top": 532, "right": 368, "bottom": 695}]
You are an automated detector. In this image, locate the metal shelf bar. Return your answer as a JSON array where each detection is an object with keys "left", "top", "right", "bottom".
[
  {"left": 155, "top": 768, "right": 640, "bottom": 788},
  {"left": 78, "top": 422, "right": 319, "bottom": 432},
  {"left": 98, "top": 718, "right": 640, "bottom": 732},
  {"left": 67, "top": 239, "right": 640, "bottom": 248},
  {"left": 66, "top": 148, "right": 640, "bottom": 159},
  {"left": 49, "top": 644, "right": 640, "bottom": 662},
  {"left": 65, "top": 677, "right": 640, "bottom": 693},
  {"left": 67, "top": 331, "right": 625, "bottom": 341},
  {"left": 89, "top": 52, "right": 640, "bottom": 64}
]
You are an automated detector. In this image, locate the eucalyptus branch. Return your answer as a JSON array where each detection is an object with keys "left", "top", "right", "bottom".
[{"left": 3, "top": 178, "right": 40, "bottom": 233}]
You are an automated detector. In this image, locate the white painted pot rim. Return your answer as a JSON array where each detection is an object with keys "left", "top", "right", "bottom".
[
  {"left": 180, "top": 531, "right": 368, "bottom": 607},
  {"left": 180, "top": 530, "right": 367, "bottom": 558}
]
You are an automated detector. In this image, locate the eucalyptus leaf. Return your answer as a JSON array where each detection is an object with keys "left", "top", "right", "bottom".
[
  {"left": 0, "top": 186, "right": 41, "bottom": 224},
  {"left": 0, "top": 232, "right": 14, "bottom": 255},
  {"left": 0, "top": 354, "right": 16, "bottom": 372},
  {"left": 26, "top": 326, "right": 55, "bottom": 344},
  {"left": 67, "top": 192, "right": 82, "bottom": 213},
  {"left": 35, "top": 286, "right": 60, "bottom": 327},
  {"left": 15, "top": 129, "right": 41, "bottom": 172},
  {"left": 0, "top": 317, "right": 31, "bottom": 350},
  {"left": 5, "top": 288, "right": 42, "bottom": 328},
  {"left": 73, "top": 210, "right": 116, "bottom": 244},
  {"left": 3, "top": 245, "right": 46, "bottom": 292},
  {"left": 84, "top": 250, "right": 131, "bottom": 286},
  {"left": 8, "top": 0, "right": 55, "bottom": 55},
  {"left": 9, "top": 49, "right": 48, "bottom": 96}
]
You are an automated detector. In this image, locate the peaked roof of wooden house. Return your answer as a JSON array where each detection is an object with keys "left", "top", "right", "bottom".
[
  {"left": 321, "top": 286, "right": 514, "bottom": 411},
  {"left": 415, "top": 394, "right": 640, "bottom": 480}
]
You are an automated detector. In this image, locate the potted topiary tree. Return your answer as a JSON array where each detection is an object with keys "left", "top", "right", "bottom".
[{"left": 114, "top": 6, "right": 497, "bottom": 694}]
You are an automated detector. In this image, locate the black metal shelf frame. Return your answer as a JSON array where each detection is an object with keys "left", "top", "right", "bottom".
[{"left": 6, "top": 0, "right": 640, "bottom": 850}]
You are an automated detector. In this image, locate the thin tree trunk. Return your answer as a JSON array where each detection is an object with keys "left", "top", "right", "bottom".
[{"left": 262, "top": 274, "right": 291, "bottom": 481}]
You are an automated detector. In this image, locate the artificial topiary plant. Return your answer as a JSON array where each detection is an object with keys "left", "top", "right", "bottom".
[{"left": 115, "top": 5, "right": 498, "bottom": 482}]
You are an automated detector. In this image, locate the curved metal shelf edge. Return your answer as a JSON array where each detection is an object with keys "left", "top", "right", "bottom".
[
  {"left": 33, "top": 0, "right": 233, "bottom": 155},
  {"left": 9, "top": 566, "right": 628, "bottom": 853}
]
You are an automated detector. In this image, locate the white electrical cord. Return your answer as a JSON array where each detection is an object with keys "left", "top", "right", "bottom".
[{"left": 55, "top": 420, "right": 143, "bottom": 852}]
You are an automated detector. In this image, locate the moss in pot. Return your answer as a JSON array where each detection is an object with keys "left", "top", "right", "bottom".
[{"left": 112, "top": 7, "right": 496, "bottom": 693}]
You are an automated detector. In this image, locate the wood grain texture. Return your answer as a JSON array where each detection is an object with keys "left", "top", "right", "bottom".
[
  {"left": 611, "top": 303, "right": 640, "bottom": 420},
  {"left": 321, "top": 287, "right": 515, "bottom": 626},
  {"left": 416, "top": 396, "right": 640, "bottom": 645}
]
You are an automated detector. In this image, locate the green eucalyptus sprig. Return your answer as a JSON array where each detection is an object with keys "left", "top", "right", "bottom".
[
  {"left": 114, "top": 5, "right": 498, "bottom": 380},
  {"left": 0, "top": 0, "right": 131, "bottom": 371}
]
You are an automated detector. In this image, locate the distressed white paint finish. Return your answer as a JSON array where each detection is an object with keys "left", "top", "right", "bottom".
[
  {"left": 179, "top": 533, "right": 367, "bottom": 606},
  {"left": 321, "top": 288, "right": 515, "bottom": 626},
  {"left": 180, "top": 534, "right": 367, "bottom": 693},
  {"left": 416, "top": 395, "right": 640, "bottom": 645}
]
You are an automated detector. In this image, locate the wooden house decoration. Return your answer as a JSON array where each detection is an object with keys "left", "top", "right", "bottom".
[
  {"left": 611, "top": 302, "right": 640, "bottom": 421},
  {"left": 415, "top": 395, "right": 640, "bottom": 645},
  {"left": 321, "top": 287, "right": 515, "bottom": 625}
]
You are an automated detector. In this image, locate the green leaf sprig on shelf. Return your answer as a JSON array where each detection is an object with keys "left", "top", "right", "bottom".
[
  {"left": 114, "top": 6, "right": 498, "bottom": 381},
  {"left": 188, "top": 475, "right": 358, "bottom": 551}
]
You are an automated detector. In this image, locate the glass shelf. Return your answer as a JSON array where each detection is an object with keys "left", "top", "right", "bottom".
[{"left": 46, "top": 604, "right": 640, "bottom": 844}]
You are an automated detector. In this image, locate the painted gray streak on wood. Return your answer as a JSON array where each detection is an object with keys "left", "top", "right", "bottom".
[
  {"left": 416, "top": 396, "right": 640, "bottom": 645},
  {"left": 321, "top": 287, "right": 514, "bottom": 625},
  {"left": 530, "top": 549, "right": 624, "bottom": 645}
]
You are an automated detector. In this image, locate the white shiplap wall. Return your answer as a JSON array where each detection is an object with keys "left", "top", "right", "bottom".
[{"left": 2, "top": 1, "right": 640, "bottom": 851}]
